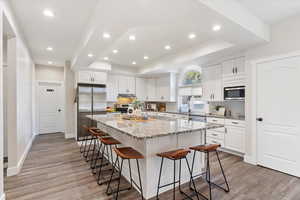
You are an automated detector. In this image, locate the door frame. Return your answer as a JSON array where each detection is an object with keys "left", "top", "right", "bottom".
[
  {"left": 250, "top": 50, "right": 300, "bottom": 165},
  {"left": 36, "top": 80, "right": 65, "bottom": 135}
]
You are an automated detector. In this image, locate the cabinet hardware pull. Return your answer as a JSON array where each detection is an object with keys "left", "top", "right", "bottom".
[
  {"left": 212, "top": 134, "right": 218, "bottom": 136},
  {"left": 235, "top": 67, "right": 238, "bottom": 73},
  {"left": 212, "top": 140, "right": 217, "bottom": 143},
  {"left": 232, "top": 122, "right": 238, "bottom": 124},
  {"left": 232, "top": 68, "right": 234, "bottom": 74},
  {"left": 212, "top": 120, "right": 217, "bottom": 122}
]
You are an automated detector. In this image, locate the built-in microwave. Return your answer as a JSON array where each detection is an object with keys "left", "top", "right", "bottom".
[{"left": 224, "top": 86, "right": 245, "bottom": 100}]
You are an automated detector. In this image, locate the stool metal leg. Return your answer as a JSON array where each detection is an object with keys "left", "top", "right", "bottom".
[
  {"left": 128, "top": 159, "right": 133, "bottom": 189},
  {"left": 215, "top": 151, "right": 230, "bottom": 192},
  {"left": 173, "top": 160, "right": 176, "bottom": 200},
  {"left": 115, "top": 158, "right": 124, "bottom": 200},
  {"left": 185, "top": 157, "right": 200, "bottom": 200},
  {"left": 207, "top": 152, "right": 212, "bottom": 200},
  {"left": 97, "top": 144, "right": 106, "bottom": 185},
  {"left": 156, "top": 157, "right": 164, "bottom": 200}
]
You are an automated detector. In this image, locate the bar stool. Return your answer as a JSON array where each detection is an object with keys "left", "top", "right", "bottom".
[
  {"left": 156, "top": 149, "right": 199, "bottom": 200},
  {"left": 106, "top": 147, "right": 144, "bottom": 200},
  {"left": 83, "top": 126, "right": 107, "bottom": 162},
  {"left": 88, "top": 128, "right": 109, "bottom": 169},
  {"left": 96, "top": 137, "right": 121, "bottom": 185},
  {"left": 80, "top": 125, "right": 94, "bottom": 154},
  {"left": 189, "top": 144, "right": 230, "bottom": 200}
]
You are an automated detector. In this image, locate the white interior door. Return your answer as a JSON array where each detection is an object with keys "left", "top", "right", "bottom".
[
  {"left": 257, "top": 56, "right": 300, "bottom": 177},
  {"left": 38, "top": 82, "right": 64, "bottom": 134}
]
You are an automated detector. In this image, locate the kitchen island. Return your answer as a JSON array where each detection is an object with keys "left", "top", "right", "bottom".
[{"left": 88, "top": 113, "right": 223, "bottom": 199}]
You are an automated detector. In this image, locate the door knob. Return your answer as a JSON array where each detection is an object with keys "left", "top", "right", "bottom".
[
  {"left": 256, "top": 117, "right": 263, "bottom": 122},
  {"left": 58, "top": 109, "right": 62, "bottom": 112}
]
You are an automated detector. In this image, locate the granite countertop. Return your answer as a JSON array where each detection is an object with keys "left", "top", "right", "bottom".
[
  {"left": 165, "top": 112, "right": 245, "bottom": 121},
  {"left": 87, "top": 113, "right": 223, "bottom": 139}
]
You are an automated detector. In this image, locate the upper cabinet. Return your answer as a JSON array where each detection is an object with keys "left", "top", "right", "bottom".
[
  {"left": 145, "top": 73, "right": 176, "bottom": 102},
  {"left": 118, "top": 75, "right": 136, "bottom": 94},
  {"left": 145, "top": 78, "right": 157, "bottom": 101},
  {"left": 77, "top": 71, "right": 107, "bottom": 85},
  {"left": 202, "top": 65, "right": 223, "bottom": 101},
  {"left": 136, "top": 77, "right": 147, "bottom": 101},
  {"left": 222, "top": 57, "right": 245, "bottom": 87}
]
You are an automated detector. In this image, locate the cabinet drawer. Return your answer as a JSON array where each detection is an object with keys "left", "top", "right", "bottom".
[
  {"left": 207, "top": 117, "right": 225, "bottom": 124},
  {"left": 225, "top": 119, "right": 245, "bottom": 127},
  {"left": 207, "top": 130, "right": 224, "bottom": 140},
  {"left": 207, "top": 137, "right": 224, "bottom": 147}
]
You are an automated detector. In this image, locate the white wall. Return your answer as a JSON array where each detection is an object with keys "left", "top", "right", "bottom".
[
  {"left": 0, "top": 3, "right": 4, "bottom": 198},
  {"left": 35, "top": 64, "right": 64, "bottom": 81},
  {"left": 0, "top": 2, "right": 35, "bottom": 190},
  {"left": 244, "top": 14, "right": 300, "bottom": 163}
]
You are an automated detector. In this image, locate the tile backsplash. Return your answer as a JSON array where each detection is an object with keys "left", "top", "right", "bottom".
[{"left": 209, "top": 101, "right": 245, "bottom": 118}]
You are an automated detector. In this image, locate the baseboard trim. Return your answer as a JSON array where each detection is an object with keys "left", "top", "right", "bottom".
[
  {"left": 0, "top": 193, "right": 5, "bottom": 200},
  {"left": 244, "top": 155, "right": 257, "bottom": 165},
  {"left": 65, "top": 132, "right": 75, "bottom": 139},
  {"left": 7, "top": 134, "right": 36, "bottom": 176}
]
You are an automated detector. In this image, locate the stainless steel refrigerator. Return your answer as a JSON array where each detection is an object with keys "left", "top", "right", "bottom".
[{"left": 76, "top": 83, "right": 107, "bottom": 140}]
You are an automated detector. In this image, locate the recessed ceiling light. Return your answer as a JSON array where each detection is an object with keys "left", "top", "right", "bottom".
[
  {"left": 43, "top": 9, "right": 55, "bottom": 18},
  {"left": 212, "top": 25, "right": 222, "bottom": 32},
  {"left": 46, "top": 46, "right": 53, "bottom": 51},
  {"left": 88, "top": 53, "right": 94, "bottom": 58},
  {"left": 164, "top": 45, "right": 171, "bottom": 50},
  {"left": 48, "top": 61, "right": 53, "bottom": 65},
  {"left": 112, "top": 49, "right": 118, "bottom": 54},
  {"left": 132, "top": 61, "right": 136, "bottom": 65},
  {"left": 188, "top": 33, "right": 196, "bottom": 39},
  {"left": 144, "top": 56, "right": 149, "bottom": 60},
  {"left": 129, "top": 35, "right": 136, "bottom": 41},
  {"left": 103, "top": 57, "right": 109, "bottom": 61},
  {"left": 102, "top": 33, "right": 111, "bottom": 39}
]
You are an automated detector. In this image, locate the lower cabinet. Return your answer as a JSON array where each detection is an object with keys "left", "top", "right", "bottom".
[
  {"left": 207, "top": 117, "right": 245, "bottom": 154},
  {"left": 224, "top": 125, "right": 245, "bottom": 153}
]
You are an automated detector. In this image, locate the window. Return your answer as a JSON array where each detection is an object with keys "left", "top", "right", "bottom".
[{"left": 182, "top": 70, "right": 202, "bottom": 85}]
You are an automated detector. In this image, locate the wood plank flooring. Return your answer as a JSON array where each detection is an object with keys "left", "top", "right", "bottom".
[{"left": 4, "top": 133, "right": 300, "bottom": 200}]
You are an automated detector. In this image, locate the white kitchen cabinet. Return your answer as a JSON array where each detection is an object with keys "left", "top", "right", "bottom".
[
  {"left": 145, "top": 78, "right": 156, "bottom": 101},
  {"left": 118, "top": 75, "right": 136, "bottom": 94},
  {"left": 136, "top": 77, "right": 147, "bottom": 101},
  {"left": 93, "top": 71, "right": 107, "bottom": 84},
  {"left": 156, "top": 76, "right": 170, "bottom": 101},
  {"left": 225, "top": 125, "right": 245, "bottom": 153},
  {"left": 106, "top": 74, "right": 119, "bottom": 102},
  {"left": 202, "top": 65, "right": 222, "bottom": 101},
  {"left": 206, "top": 117, "right": 245, "bottom": 154},
  {"left": 77, "top": 71, "right": 107, "bottom": 84},
  {"left": 222, "top": 57, "right": 245, "bottom": 87}
]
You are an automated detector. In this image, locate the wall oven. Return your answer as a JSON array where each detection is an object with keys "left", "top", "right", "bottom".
[{"left": 224, "top": 86, "right": 245, "bottom": 100}]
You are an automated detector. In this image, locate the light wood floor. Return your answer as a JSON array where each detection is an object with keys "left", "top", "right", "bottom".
[{"left": 4, "top": 133, "right": 300, "bottom": 200}]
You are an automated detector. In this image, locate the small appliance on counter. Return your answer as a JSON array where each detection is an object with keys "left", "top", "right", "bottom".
[{"left": 114, "top": 94, "right": 136, "bottom": 113}]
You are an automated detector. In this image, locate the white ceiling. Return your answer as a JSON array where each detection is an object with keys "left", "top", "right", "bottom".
[
  {"left": 9, "top": 0, "right": 276, "bottom": 70},
  {"left": 9, "top": 0, "right": 99, "bottom": 66},
  {"left": 239, "top": 0, "right": 300, "bottom": 24}
]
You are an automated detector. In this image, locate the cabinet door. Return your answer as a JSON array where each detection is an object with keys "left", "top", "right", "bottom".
[
  {"left": 235, "top": 57, "right": 245, "bottom": 75},
  {"left": 225, "top": 126, "right": 245, "bottom": 153},
  {"left": 136, "top": 78, "right": 147, "bottom": 101},
  {"left": 156, "top": 77, "right": 170, "bottom": 101},
  {"left": 118, "top": 75, "right": 136, "bottom": 94},
  {"left": 222, "top": 59, "right": 235, "bottom": 77},
  {"left": 92, "top": 72, "right": 107, "bottom": 85},
  {"left": 146, "top": 78, "right": 156, "bottom": 101},
  {"left": 78, "top": 71, "right": 92, "bottom": 84},
  {"left": 202, "top": 65, "right": 222, "bottom": 101},
  {"left": 106, "top": 74, "right": 119, "bottom": 102}
]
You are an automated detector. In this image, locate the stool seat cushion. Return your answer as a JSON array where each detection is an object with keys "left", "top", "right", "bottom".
[
  {"left": 99, "top": 137, "right": 121, "bottom": 145},
  {"left": 113, "top": 147, "right": 144, "bottom": 159},
  {"left": 157, "top": 149, "right": 190, "bottom": 160},
  {"left": 190, "top": 144, "right": 221, "bottom": 152}
]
